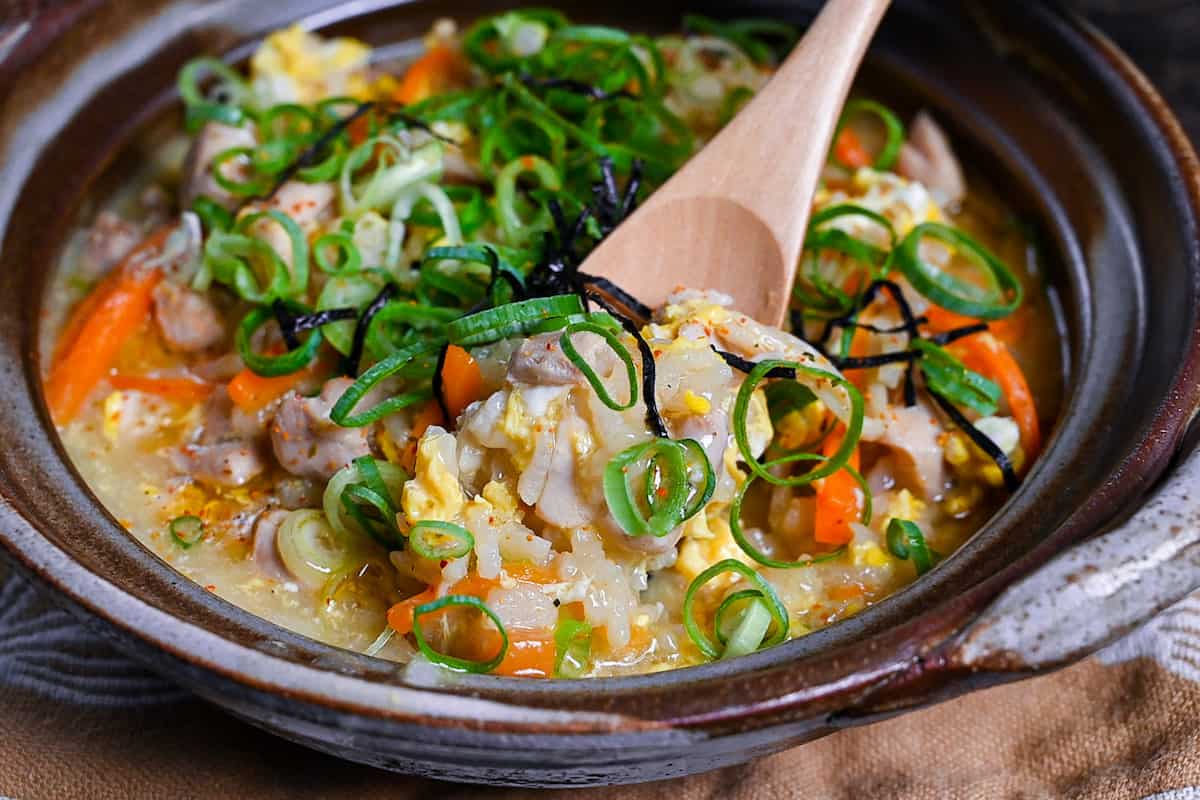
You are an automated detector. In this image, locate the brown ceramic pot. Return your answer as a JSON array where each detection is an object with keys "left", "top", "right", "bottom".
[{"left": 0, "top": 0, "right": 1197, "bottom": 787}]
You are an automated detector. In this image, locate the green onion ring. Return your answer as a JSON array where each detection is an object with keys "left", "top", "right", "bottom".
[
  {"left": 210, "top": 146, "right": 272, "bottom": 197},
  {"left": 330, "top": 340, "right": 443, "bottom": 427},
  {"left": 446, "top": 294, "right": 584, "bottom": 347},
  {"left": 559, "top": 322, "right": 639, "bottom": 410},
  {"left": 409, "top": 521, "right": 475, "bottom": 561},
  {"left": 893, "top": 222, "right": 1023, "bottom": 320},
  {"left": 235, "top": 302, "right": 323, "bottom": 377},
  {"left": 720, "top": 595, "right": 774, "bottom": 660},
  {"left": 169, "top": 515, "right": 205, "bottom": 549},
  {"left": 729, "top": 452, "right": 860, "bottom": 569},
  {"left": 713, "top": 588, "right": 766, "bottom": 647},
  {"left": 683, "top": 559, "right": 789, "bottom": 660},
  {"left": 553, "top": 618, "right": 592, "bottom": 678},
  {"left": 733, "top": 359, "right": 864, "bottom": 487},
  {"left": 412, "top": 595, "right": 509, "bottom": 674},
  {"left": 313, "top": 232, "right": 362, "bottom": 275},
  {"left": 886, "top": 518, "right": 935, "bottom": 575},
  {"left": 832, "top": 98, "right": 905, "bottom": 171}
]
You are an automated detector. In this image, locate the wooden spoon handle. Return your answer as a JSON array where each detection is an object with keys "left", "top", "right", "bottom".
[{"left": 660, "top": 0, "right": 892, "bottom": 276}]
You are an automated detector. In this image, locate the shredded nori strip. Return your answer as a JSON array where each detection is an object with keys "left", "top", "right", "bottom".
[
  {"left": 271, "top": 299, "right": 302, "bottom": 350},
  {"left": 431, "top": 343, "right": 453, "bottom": 423},
  {"left": 290, "top": 307, "right": 358, "bottom": 332},
  {"left": 930, "top": 322, "right": 990, "bottom": 345},
  {"left": 343, "top": 283, "right": 398, "bottom": 376},
  {"left": 834, "top": 351, "right": 920, "bottom": 370},
  {"left": 590, "top": 157, "right": 643, "bottom": 236},
  {"left": 713, "top": 348, "right": 799, "bottom": 380},
  {"left": 588, "top": 292, "right": 668, "bottom": 438},
  {"left": 928, "top": 389, "right": 1020, "bottom": 492},
  {"left": 246, "top": 101, "right": 376, "bottom": 210},
  {"left": 578, "top": 274, "right": 653, "bottom": 322}
]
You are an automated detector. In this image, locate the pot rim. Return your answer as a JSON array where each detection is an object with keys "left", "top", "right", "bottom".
[{"left": 0, "top": 0, "right": 1197, "bottom": 742}]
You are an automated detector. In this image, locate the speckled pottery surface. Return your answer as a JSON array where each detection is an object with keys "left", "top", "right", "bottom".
[{"left": 0, "top": 0, "right": 1197, "bottom": 787}]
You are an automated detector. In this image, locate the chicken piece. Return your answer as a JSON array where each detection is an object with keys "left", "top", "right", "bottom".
[
  {"left": 175, "top": 387, "right": 270, "bottom": 488},
  {"left": 874, "top": 403, "right": 947, "bottom": 500},
  {"left": 270, "top": 378, "right": 371, "bottom": 481},
  {"left": 180, "top": 121, "right": 258, "bottom": 211},
  {"left": 251, "top": 509, "right": 291, "bottom": 581},
  {"left": 508, "top": 330, "right": 618, "bottom": 387},
  {"left": 178, "top": 441, "right": 267, "bottom": 488},
  {"left": 247, "top": 180, "right": 336, "bottom": 274},
  {"left": 152, "top": 281, "right": 224, "bottom": 352},
  {"left": 897, "top": 111, "right": 966, "bottom": 208},
  {"left": 79, "top": 211, "right": 141, "bottom": 280},
  {"left": 533, "top": 412, "right": 595, "bottom": 529}
]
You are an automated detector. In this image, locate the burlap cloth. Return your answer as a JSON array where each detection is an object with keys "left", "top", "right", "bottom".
[{"left": 2, "top": 1, "right": 1199, "bottom": 798}]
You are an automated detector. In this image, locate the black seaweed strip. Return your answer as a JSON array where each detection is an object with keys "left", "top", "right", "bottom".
[
  {"left": 588, "top": 292, "right": 668, "bottom": 438},
  {"left": 343, "top": 283, "right": 398, "bottom": 376},
  {"left": 928, "top": 389, "right": 1020, "bottom": 492}
]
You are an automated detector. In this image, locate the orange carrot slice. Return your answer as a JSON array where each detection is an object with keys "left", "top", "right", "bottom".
[
  {"left": 949, "top": 332, "right": 1041, "bottom": 460},
  {"left": 227, "top": 368, "right": 305, "bottom": 414},
  {"left": 45, "top": 224, "right": 176, "bottom": 423},
  {"left": 439, "top": 344, "right": 484, "bottom": 421},
  {"left": 813, "top": 426, "right": 862, "bottom": 546},
  {"left": 109, "top": 374, "right": 212, "bottom": 404},
  {"left": 834, "top": 128, "right": 871, "bottom": 169},
  {"left": 393, "top": 45, "right": 465, "bottom": 106}
]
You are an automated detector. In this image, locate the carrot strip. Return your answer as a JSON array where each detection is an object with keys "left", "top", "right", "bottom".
[
  {"left": 109, "top": 374, "right": 212, "bottom": 403},
  {"left": 45, "top": 225, "right": 176, "bottom": 423},
  {"left": 393, "top": 44, "right": 465, "bottom": 106},
  {"left": 505, "top": 561, "right": 558, "bottom": 585},
  {"left": 227, "top": 368, "right": 305, "bottom": 413},
  {"left": 834, "top": 128, "right": 871, "bottom": 170},
  {"left": 386, "top": 586, "right": 437, "bottom": 636},
  {"left": 386, "top": 573, "right": 500, "bottom": 636},
  {"left": 440, "top": 344, "right": 484, "bottom": 421},
  {"left": 491, "top": 635, "right": 555, "bottom": 679},
  {"left": 922, "top": 304, "right": 980, "bottom": 334},
  {"left": 813, "top": 426, "right": 862, "bottom": 546},
  {"left": 948, "top": 333, "right": 1041, "bottom": 460}
]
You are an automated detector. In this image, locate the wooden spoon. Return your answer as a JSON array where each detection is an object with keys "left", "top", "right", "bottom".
[{"left": 581, "top": 0, "right": 891, "bottom": 325}]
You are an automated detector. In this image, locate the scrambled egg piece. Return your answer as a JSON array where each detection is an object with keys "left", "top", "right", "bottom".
[
  {"left": 675, "top": 509, "right": 750, "bottom": 582},
  {"left": 498, "top": 386, "right": 566, "bottom": 471},
  {"left": 251, "top": 25, "right": 373, "bottom": 105},
  {"left": 402, "top": 426, "right": 464, "bottom": 525}
]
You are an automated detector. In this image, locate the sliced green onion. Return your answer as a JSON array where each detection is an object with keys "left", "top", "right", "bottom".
[
  {"left": 720, "top": 595, "right": 774, "bottom": 660},
  {"left": 169, "top": 515, "right": 205, "bottom": 549},
  {"left": 683, "top": 559, "right": 788, "bottom": 660},
  {"left": 912, "top": 339, "right": 1001, "bottom": 416},
  {"left": 604, "top": 438, "right": 713, "bottom": 539},
  {"left": 341, "top": 484, "right": 402, "bottom": 548},
  {"left": 409, "top": 521, "right": 474, "bottom": 560},
  {"left": 277, "top": 509, "right": 352, "bottom": 588},
  {"left": 330, "top": 340, "right": 442, "bottom": 427},
  {"left": 177, "top": 58, "right": 249, "bottom": 131},
  {"left": 316, "top": 272, "right": 384, "bottom": 355},
  {"left": 412, "top": 595, "right": 509, "bottom": 674},
  {"left": 729, "top": 452, "right": 859, "bottom": 569},
  {"left": 553, "top": 618, "right": 592, "bottom": 678},
  {"left": 235, "top": 302, "right": 322, "bottom": 377},
  {"left": 764, "top": 381, "right": 818, "bottom": 425},
  {"left": 494, "top": 155, "right": 564, "bottom": 245},
  {"left": 733, "top": 359, "right": 864, "bottom": 487},
  {"left": 886, "top": 518, "right": 935, "bottom": 575},
  {"left": 893, "top": 223, "right": 1023, "bottom": 320},
  {"left": 313, "top": 232, "right": 362, "bottom": 275},
  {"left": 324, "top": 459, "right": 408, "bottom": 542},
  {"left": 191, "top": 195, "right": 233, "bottom": 233},
  {"left": 446, "top": 294, "right": 584, "bottom": 347},
  {"left": 833, "top": 99, "right": 905, "bottom": 171},
  {"left": 713, "top": 589, "right": 767, "bottom": 646},
  {"left": 560, "top": 322, "right": 638, "bottom": 410},
  {"left": 210, "top": 146, "right": 272, "bottom": 197}
]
